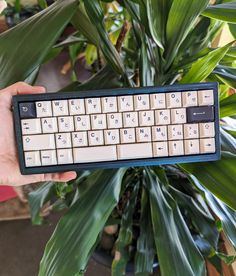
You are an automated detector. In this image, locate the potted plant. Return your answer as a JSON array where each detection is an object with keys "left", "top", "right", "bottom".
[{"left": 0, "top": 0, "right": 236, "bottom": 275}]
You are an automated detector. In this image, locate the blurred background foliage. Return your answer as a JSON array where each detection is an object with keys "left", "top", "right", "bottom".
[{"left": 0, "top": 0, "right": 236, "bottom": 275}]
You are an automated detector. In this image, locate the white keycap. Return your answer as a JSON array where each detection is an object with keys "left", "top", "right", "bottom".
[
  {"left": 101, "top": 97, "right": 117, "bottom": 113},
  {"left": 152, "top": 126, "right": 167, "bottom": 141},
  {"left": 36, "top": 101, "right": 52, "bottom": 117},
  {"left": 69, "top": 99, "right": 85, "bottom": 115},
  {"left": 200, "top": 138, "right": 215, "bottom": 153},
  {"left": 153, "top": 142, "right": 168, "bottom": 157},
  {"left": 117, "top": 143, "right": 153, "bottom": 159},
  {"left": 41, "top": 150, "right": 57, "bottom": 166},
  {"left": 55, "top": 133, "right": 72, "bottom": 149},
  {"left": 118, "top": 96, "right": 133, "bottom": 112},
  {"left": 88, "top": 130, "right": 104, "bottom": 146},
  {"left": 52, "top": 100, "right": 69, "bottom": 116},
  {"left": 198, "top": 90, "right": 214, "bottom": 106},
  {"left": 120, "top": 128, "right": 136, "bottom": 144},
  {"left": 104, "top": 129, "right": 120, "bottom": 145},
  {"left": 184, "top": 124, "right": 199, "bottom": 139},
  {"left": 107, "top": 113, "right": 123, "bottom": 128},
  {"left": 21, "top": 119, "right": 42, "bottom": 135},
  {"left": 123, "top": 112, "right": 138, "bottom": 127},
  {"left": 134, "top": 94, "right": 150, "bottom": 110},
  {"left": 139, "top": 111, "right": 154, "bottom": 126},
  {"left": 73, "top": 146, "right": 117, "bottom": 162},
  {"left": 166, "top": 92, "right": 182, "bottom": 108},
  {"left": 168, "top": 125, "right": 183, "bottom": 140},
  {"left": 91, "top": 114, "right": 107, "bottom": 129},
  {"left": 23, "top": 134, "right": 55, "bottom": 151},
  {"left": 171, "top": 108, "right": 186, "bottom": 124},
  {"left": 182, "top": 91, "right": 198, "bottom": 107},
  {"left": 25, "top": 151, "right": 41, "bottom": 167},
  {"left": 72, "top": 132, "right": 88, "bottom": 147},
  {"left": 200, "top": 122, "right": 215, "bottom": 138},
  {"left": 58, "top": 116, "right": 74, "bottom": 132},
  {"left": 136, "top": 127, "right": 151, "bottom": 142},
  {"left": 185, "top": 139, "right": 200, "bottom": 155},
  {"left": 155, "top": 109, "right": 170, "bottom": 125},
  {"left": 169, "top": 140, "right": 184, "bottom": 156},
  {"left": 74, "top": 115, "right": 90, "bottom": 131},
  {"left": 85, "top": 98, "right": 101, "bottom": 114},
  {"left": 42, "top": 117, "right": 58, "bottom": 133},
  {"left": 57, "top": 149, "right": 73, "bottom": 164},
  {"left": 150, "top": 93, "right": 166, "bottom": 109}
]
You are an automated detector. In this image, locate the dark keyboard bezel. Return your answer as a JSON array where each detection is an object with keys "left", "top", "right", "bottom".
[{"left": 12, "top": 82, "right": 220, "bottom": 175}]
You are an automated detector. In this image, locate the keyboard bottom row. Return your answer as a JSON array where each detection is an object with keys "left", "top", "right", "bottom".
[{"left": 24, "top": 138, "right": 215, "bottom": 167}]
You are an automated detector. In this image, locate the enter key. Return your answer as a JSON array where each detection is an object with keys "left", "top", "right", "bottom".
[{"left": 187, "top": 106, "right": 214, "bottom": 123}]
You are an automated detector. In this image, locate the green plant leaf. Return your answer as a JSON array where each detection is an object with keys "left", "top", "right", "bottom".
[
  {"left": 134, "top": 187, "right": 155, "bottom": 276},
  {"left": 220, "top": 93, "right": 236, "bottom": 118},
  {"left": 165, "top": 0, "right": 209, "bottom": 69},
  {"left": 213, "top": 65, "right": 236, "bottom": 88},
  {"left": 71, "top": 3, "right": 99, "bottom": 46},
  {"left": 112, "top": 181, "right": 140, "bottom": 276},
  {"left": 39, "top": 169, "right": 127, "bottom": 276},
  {"left": 144, "top": 168, "right": 205, "bottom": 276},
  {"left": 28, "top": 182, "right": 55, "bottom": 225},
  {"left": 221, "top": 128, "right": 236, "bottom": 153},
  {"left": 180, "top": 42, "right": 233, "bottom": 84},
  {"left": 202, "top": 2, "right": 236, "bottom": 23},
  {"left": 0, "top": 0, "right": 78, "bottom": 89},
  {"left": 180, "top": 152, "right": 236, "bottom": 210}
]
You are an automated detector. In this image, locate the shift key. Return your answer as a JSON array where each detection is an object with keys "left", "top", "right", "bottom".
[
  {"left": 187, "top": 106, "right": 214, "bottom": 123},
  {"left": 23, "top": 134, "right": 55, "bottom": 151}
]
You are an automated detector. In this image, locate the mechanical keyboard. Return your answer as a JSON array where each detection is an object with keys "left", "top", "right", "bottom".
[{"left": 12, "top": 82, "right": 220, "bottom": 175}]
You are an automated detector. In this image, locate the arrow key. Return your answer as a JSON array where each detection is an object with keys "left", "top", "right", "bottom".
[
  {"left": 200, "top": 138, "right": 215, "bottom": 154},
  {"left": 153, "top": 142, "right": 168, "bottom": 157}
]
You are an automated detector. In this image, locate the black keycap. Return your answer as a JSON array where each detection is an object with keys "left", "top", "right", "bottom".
[
  {"left": 19, "top": 102, "right": 36, "bottom": 119},
  {"left": 187, "top": 106, "right": 214, "bottom": 123}
]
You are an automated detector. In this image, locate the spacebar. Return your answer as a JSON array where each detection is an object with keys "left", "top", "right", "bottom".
[
  {"left": 73, "top": 146, "right": 117, "bottom": 163},
  {"left": 117, "top": 143, "right": 153, "bottom": 160}
]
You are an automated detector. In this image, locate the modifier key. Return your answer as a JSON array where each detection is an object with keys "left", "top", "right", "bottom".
[{"left": 187, "top": 106, "right": 214, "bottom": 123}]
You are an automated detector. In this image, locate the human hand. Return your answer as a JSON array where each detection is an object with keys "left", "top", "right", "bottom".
[{"left": 0, "top": 82, "right": 77, "bottom": 186}]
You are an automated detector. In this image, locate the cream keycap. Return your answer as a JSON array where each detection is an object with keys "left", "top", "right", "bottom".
[
  {"left": 118, "top": 96, "right": 133, "bottom": 112},
  {"left": 52, "top": 100, "right": 69, "bottom": 116},
  {"left": 85, "top": 98, "right": 101, "bottom": 114},
  {"left": 184, "top": 124, "right": 199, "bottom": 139},
  {"left": 139, "top": 111, "right": 154, "bottom": 126},
  {"left": 152, "top": 126, "right": 167, "bottom": 141},
  {"left": 74, "top": 115, "right": 91, "bottom": 131},
  {"left": 120, "top": 128, "right": 136, "bottom": 144},
  {"left": 57, "top": 149, "right": 73, "bottom": 164},
  {"left": 117, "top": 143, "right": 153, "bottom": 159},
  {"left": 42, "top": 117, "right": 58, "bottom": 133},
  {"left": 150, "top": 93, "right": 166, "bottom": 109},
  {"left": 102, "top": 97, "right": 117, "bottom": 113},
  {"left": 88, "top": 130, "right": 104, "bottom": 146},
  {"left": 182, "top": 91, "right": 198, "bottom": 107},
  {"left": 36, "top": 101, "right": 52, "bottom": 117},
  {"left": 171, "top": 108, "right": 186, "bottom": 124},
  {"left": 72, "top": 132, "right": 88, "bottom": 147},
  {"left": 21, "top": 119, "right": 41, "bottom": 135},
  {"left": 200, "top": 138, "right": 215, "bottom": 153},
  {"left": 168, "top": 125, "right": 183, "bottom": 140},
  {"left": 69, "top": 99, "right": 85, "bottom": 115},
  {"left": 23, "top": 134, "right": 55, "bottom": 151},
  {"left": 91, "top": 114, "right": 107, "bottom": 129},
  {"left": 136, "top": 127, "right": 151, "bottom": 142},
  {"left": 107, "top": 113, "right": 123, "bottom": 128},
  {"left": 58, "top": 116, "right": 74, "bottom": 132},
  {"left": 184, "top": 139, "right": 200, "bottom": 155},
  {"left": 41, "top": 150, "right": 57, "bottom": 166},
  {"left": 155, "top": 109, "right": 171, "bottom": 125},
  {"left": 123, "top": 112, "right": 138, "bottom": 127},
  {"left": 104, "top": 129, "right": 120, "bottom": 145},
  {"left": 134, "top": 94, "right": 150, "bottom": 110},
  {"left": 55, "top": 133, "right": 72, "bottom": 148},
  {"left": 25, "top": 151, "right": 41, "bottom": 167},
  {"left": 198, "top": 90, "right": 214, "bottom": 106},
  {"left": 169, "top": 140, "right": 184, "bottom": 156},
  {"left": 166, "top": 92, "right": 182, "bottom": 108},
  {"left": 73, "top": 146, "right": 117, "bottom": 162},
  {"left": 153, "top": 142, "right": 168, "bottom": 157},
  {"left": 200, "top": 122, "right": 215, "bottom": 138}
]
